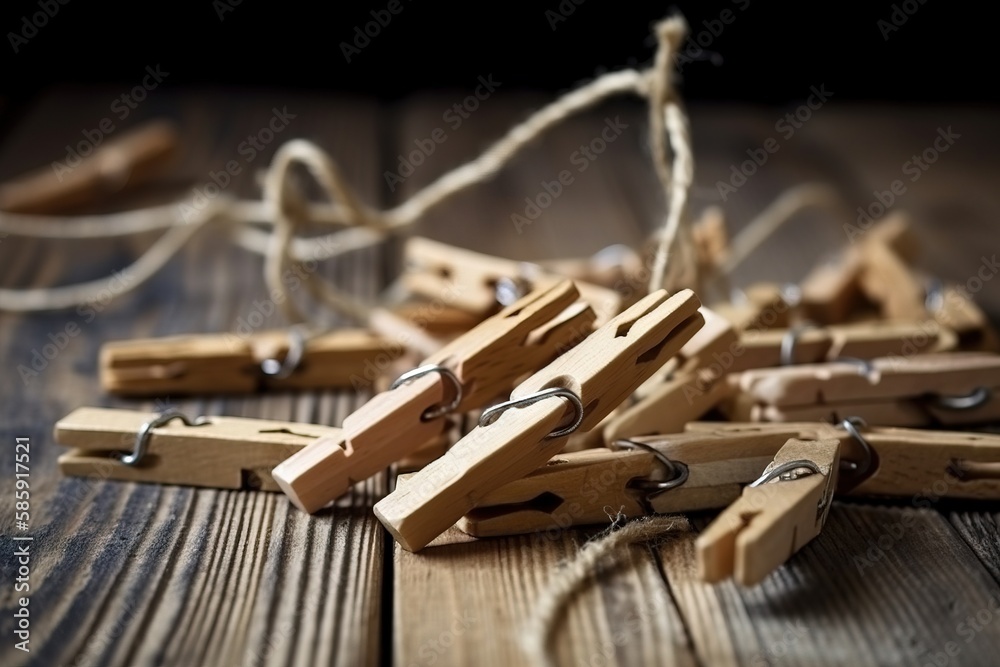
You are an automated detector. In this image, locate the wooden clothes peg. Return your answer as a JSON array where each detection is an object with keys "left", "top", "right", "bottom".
[
  {"left": 737, "top": 320, "right": 955, "bottom": 369},
  {"left": 713, "top": 283, "right": 792, "bottom": 332},
  {"left": 0, "top": 120, "right": 178, "bottom": 214},
  {"left": 460, "top": 419, "right": 1000, "bottom": 538},
  {"left": 272, "top": 280, "right": 597, "bottom": 513},
  {"left": 55, "top": 406, "right": 341, "bottom": 490},
  {"left": 696, "top": 437, "right": 840, "bottom": 586},
  {"left": 403, "top": 237, "right": 623, "bottom": 326},
  {"left": 101, "top": 327, "right": 396, "bottom": 395},
  {"left": 731, "top": 352, "right": 1000, "bottom": 426},
  {"left": 604, "top": 307, "right": 739, "bottom": 441},
  {"left": 799, "top": 213, "right": 920, "bottom": 324},
  {"left": 373, "top": 288, "right": 705, "bottom": 552}
]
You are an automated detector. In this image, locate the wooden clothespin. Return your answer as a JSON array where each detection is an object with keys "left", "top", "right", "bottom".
[
  {"left": 403, "top": 237, "right": 623, "bottom": 325},
  {"left": 373, "top": 288, "right": 705, "bottom": 551},
  {"left": 799, "top": 213, "right": 920, "bottom": 324},
  {"left": 461, "top": 418, "right": 1000, "bottom": 538},
  {"left": 272, "top": 280, "right": 597, "bottom": 513},
  {"left": 730, "top": 352, "right": 1000, "bottom": 426},
  {"left": 712, "top": 283, "right": 792, "bottom": 332},
  {"left": 696, "top": 437, "right": 840, "bottom": 586},
  {"left": 929, "top": 284, "right": 1000, "bottom": 352},
  {"left": 55, "top": 406, "right": 341, "bottom": 490},
  {"left": 0, "top": 120, "right": 178, "bottom": 214},
  {"left": 737, "top": 320, "right": 955, "bottom": 369},
  {"left": 101, "top": 327, "right": 396, "bottom": 395},
  {"left": 604, "top": 307, "right": 739, "bottom": 441}
]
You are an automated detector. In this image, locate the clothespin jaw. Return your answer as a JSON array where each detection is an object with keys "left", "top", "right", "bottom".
[
  {"left": 374, "top": 288, "right": 705, "bottom": 551},
  {"left": 272, "top": 281, "right": 596, "bottom": 514},
  {"left": 697, "top": 437, "right": 840, "bottom": 586},
  {"left": 55, "top": 407, "right": 341, "bottom": 490},
  {"left": 604, "top": 307, "right": 739, "bottom": 442},
  {"left": 101, "top": 329, "right": 394, "bottom": 395}
]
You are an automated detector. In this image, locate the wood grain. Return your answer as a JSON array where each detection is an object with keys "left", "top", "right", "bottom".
[
  {"left": 1, "top": 90, "right": 1000, "bottom": 667},
  {"left": 0, "top": 91, "right": 388, "bottom": 667}
]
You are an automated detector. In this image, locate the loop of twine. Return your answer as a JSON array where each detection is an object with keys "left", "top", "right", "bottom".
[{"left": 0, "top": 15, "right": 699, "bottom": 326}]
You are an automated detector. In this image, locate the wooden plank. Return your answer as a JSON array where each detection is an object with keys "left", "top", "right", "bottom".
[
  {"left": 0, "top": 90, "right": 386, "bottom": 667},
  {"left": 659, "top": 505, "right": 1000, "bottom": 665},
  {"left": 393, "top": 529, "right": 696, "bottom": 667}
]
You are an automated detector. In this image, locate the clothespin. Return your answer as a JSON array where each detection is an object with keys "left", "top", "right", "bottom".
[
  {"left": 731, "top": 352, "right": 1000, "bottom": 426},
  {"left": 101, "top": 327, "right": 396, "bottom": 395},
  {"left": 696, "top": 437, "right": 840, "bottom": 586},
  {"left": 272, "top": 280, "right": 597, "bottom": 513},
  {"left": 799, "top": 213, "right": 920, "bottom": 324},
  {"left": 403, "top": 237, "right": 623, "bottom": 325},
  {"left": 712, "top": 283, "right": 792, "bottom": 332},
  {"left": 0, "top": 120, "right": 178, "bottom": 214},
  {"left": 460, "top": 418, "right": 1000, "bottom": 538},
  {"left": 55, "top": 406, "right": 341, "bottom": 490},
  {"left": 737, "top": 320, "right": 955, "bottom": 369},
  {"left": 373, "top": 288, "right": 705, "bottom": 551},
  {"left": 928, "top": 283, "right": 1000, "bottom": 352},
  {"left": 605, "top": 307, "right": 739, "bottom": 441}
]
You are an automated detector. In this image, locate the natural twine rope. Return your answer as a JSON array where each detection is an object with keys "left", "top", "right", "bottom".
[
  {"left": 521, "top": 514, "right": 689, "bottom": 667},
  {"left": 0, "top": 15, "right": 699, "bottom": 325}
]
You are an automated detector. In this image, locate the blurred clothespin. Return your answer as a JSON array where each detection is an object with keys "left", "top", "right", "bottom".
[
  {"left": 731, "top": 352, "right": 1000, "bottom": 426},
  {"left": 0, "top": 120, "right": 178, "bottom": 214},
  {"left": 461, "top": 418, "right": 1000, "bottom": 538},
  {"left": 101, "top": 327, "right": 396, "bottom": 395},
  {"left": 696, "top": 437, "right": 840, "bottom": 586},
  {"left": 800, "top": 213, "right": 921, "bottom": 323},
  {"left": 403, "top": 237, "right": 623, "bottom": 325},
  {"left": 272, "top": 280, "right": 596, "bottom": 513},
  {"left": 55, "top": 406, "right": 341, "bottom": 490},
  {"left": 713, "top": 283, "right": 793, "bottom": 332},
  {"left": 373, "top": 288, "right": 705, "bottom": 551}
]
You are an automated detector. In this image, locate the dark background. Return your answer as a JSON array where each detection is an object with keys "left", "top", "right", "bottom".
[{"left": 0, "top": 0, "right": 993, "bottom": 104}]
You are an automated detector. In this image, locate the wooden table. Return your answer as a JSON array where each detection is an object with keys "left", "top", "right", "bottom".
[{"left": 2, "top": 89, "right": 1000, "bottom": 666}]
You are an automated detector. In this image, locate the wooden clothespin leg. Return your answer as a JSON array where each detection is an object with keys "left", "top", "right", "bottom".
[
  {"left": 101, "top": 328, "right": 397, "bottom": 395},
  {"left": 55, "top": 407, "right": 344, "bottom": 491},
  {"left": 272, "top": 280, "right": 596, "bottom": 513},
  {"left": 697, "top": 437, "right": 840, "bottom": 586},
  {"left": 374, "top": 288, "right": 705, "bottom": 552}
]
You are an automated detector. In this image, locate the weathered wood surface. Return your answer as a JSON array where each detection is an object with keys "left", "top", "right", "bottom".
[{"left": 1, "top": 89, "right": 1000, "bottom": 667}]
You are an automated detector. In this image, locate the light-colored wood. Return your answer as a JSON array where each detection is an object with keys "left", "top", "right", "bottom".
[
  {"left": 464, "top": 418, "right": 1000, "bottom": 537},
  {"left": 424, "top": 279, "right": 595, "bottom": 411},
  {"left": 933, "top": 285, "right": 1000, "bottom": 351},
  {"left": 736, "top": 351, "right": 1000, "bottom": 408},
  {"left": 375, "top": 289, "right": 705, "bottom": 551},
  {"left": 696, "top": 437, "right": 840, "bottom": 586},
  {"left": 101, "top": 328, "right": 396, "bottom": 395},
  {"left": 799, "top": 213, "right": 919, "bottom": 324},
  {"left": 737, "top": 320, "right": 955, "bottom": 369},
  {"left": 55, "top": 406, "right": 342, "bottom": 490},
  {"left": 272, "top": 281, "right": 595, "bottom": 513},
  {"left": 368, "top": 307, "right": 447, "bottom": 358},
  {"left": 272, "top": 373, "right": 450, "bottom": 512},
  {"left": 858, "top": 240, "right": 928, "bottom": 321},
  {"left": 605, "top": 369, "right": 733, "bottom": 441},
  {"left": 0, "top": 119, "right": 178, "bottom": 213},
  {"left": 713, "top": 282, "right": 791, "bottom": 332},
  {"left": 404, "top": 236, "right": 623, "bottom": 325}
]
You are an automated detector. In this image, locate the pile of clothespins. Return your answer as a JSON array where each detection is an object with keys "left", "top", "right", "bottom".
[{"left": 55, "top": 209, "right": 1000, "bottom": 586}]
